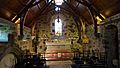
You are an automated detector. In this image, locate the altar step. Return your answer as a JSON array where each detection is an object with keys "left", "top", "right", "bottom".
[{"left": 45, "top": 45, "right": 74, "bottom": 61}]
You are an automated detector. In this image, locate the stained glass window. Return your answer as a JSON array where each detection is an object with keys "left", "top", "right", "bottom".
[
  {"left": 55, "top": 19, "right": 62, "bottom": 36},
  {"left": 55, "top": 0, "right": 63, "bottom": 5}
]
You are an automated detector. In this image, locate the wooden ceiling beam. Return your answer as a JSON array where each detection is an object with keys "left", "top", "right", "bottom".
[
  {"left": 14, "top": 0, "right": 36, "bottom": 39},
  {"left": 33, "top": 0, "right": 53, "bottom": 19},
  {"left": 12, "top": 0, "right": 36, "bottom": 22},
  {"left": 75, "top": 0, "right": 104, "bottom": 20},
  {"left": 12, "top": 0, "right": 45, "bottom": 22},
  {"left": 54, "top": 3, "right": 90, "bottom": 26},
  {"left": 63, "top": 0, "right": 80, "bottom": 16},
  {"left": 53, "top": 4, "right": 75, "bottom": 16},
  {"left": 75, "top": 0, "right": 103, "bottom": 37},
  {"left": 63, "top": 0, "right": 90, "bottom": 26},
  {"left": 56, "top": 5, "right": 90, "bottom": 25},
  {"left": 29, "top": 0, "right": 53, "bottom": 27},
  {"left": 13, "top": 0, "right": 44, "bottom": 38},
  {"left": 31, "top": 0, "right": 43, "bottom": 7}
]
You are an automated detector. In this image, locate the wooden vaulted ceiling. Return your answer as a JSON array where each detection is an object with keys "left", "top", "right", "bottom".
[{"left": 0, "top": 0, "right": 120, "bottom": 28}]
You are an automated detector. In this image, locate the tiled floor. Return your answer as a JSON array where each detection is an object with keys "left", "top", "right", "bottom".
[
  {"left": 46, "top": 60, "right": 73, "bottom": 68},
  {"left": 48, "top": 64, "right": 72, "bottom": 68}
]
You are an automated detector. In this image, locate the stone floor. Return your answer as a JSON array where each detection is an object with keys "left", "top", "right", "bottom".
[{"left": 46, "top": 60, "right": 73, "bottom": 68}]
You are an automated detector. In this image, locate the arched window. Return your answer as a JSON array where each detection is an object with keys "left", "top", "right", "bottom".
[{"left": 55, "top": 18, "right": 62, "bottom": 36}]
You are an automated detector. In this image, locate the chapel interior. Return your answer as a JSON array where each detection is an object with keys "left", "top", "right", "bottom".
[{"left": 0, "top": 0, "right": 120, "bottom": 68}]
